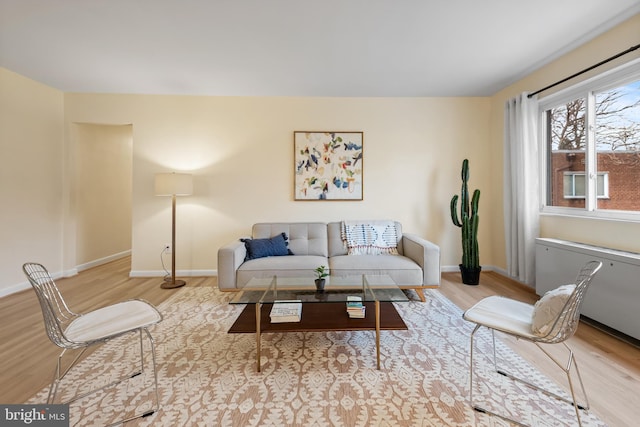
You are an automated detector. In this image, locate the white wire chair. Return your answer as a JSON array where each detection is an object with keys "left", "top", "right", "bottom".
[
  {"left": 462, "top": 260, "right": 602, "bottom": 427},
  {"left": 23, "top": 262, "right": 163, "bottom": 426}
]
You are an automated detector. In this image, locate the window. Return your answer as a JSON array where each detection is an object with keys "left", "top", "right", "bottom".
[
  {"left": 563, "top": 172, "right": 608, "bottom": 199},
  {"left": 540, "top": 59, "right": 640, "bottom": 218}
]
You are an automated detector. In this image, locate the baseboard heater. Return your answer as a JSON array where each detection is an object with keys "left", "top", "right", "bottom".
[{"left": 536, "top": 238, "right": 640, "bottom": 342}]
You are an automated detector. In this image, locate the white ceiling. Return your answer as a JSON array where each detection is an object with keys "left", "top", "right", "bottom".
[{"left": 1, "top": 0, "right": 639, "bottom": 97}]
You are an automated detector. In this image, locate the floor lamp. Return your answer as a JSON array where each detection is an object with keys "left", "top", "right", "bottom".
[{"left": 155, "top": 172, "right": 193, "bottom": 289}]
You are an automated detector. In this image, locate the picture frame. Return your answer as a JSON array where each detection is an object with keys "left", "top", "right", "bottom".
[{"left": 294, "top": 131, "right": 363, "bottom": 200}]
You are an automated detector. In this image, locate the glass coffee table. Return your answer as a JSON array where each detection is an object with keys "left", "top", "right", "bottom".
[{"left": 228, "top": 274, "right": 409, "bottom": 372}]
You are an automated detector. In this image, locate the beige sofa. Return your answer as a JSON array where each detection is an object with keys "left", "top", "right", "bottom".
[{"left": 217, "top": 221, "right": 440, "bottom": 301}]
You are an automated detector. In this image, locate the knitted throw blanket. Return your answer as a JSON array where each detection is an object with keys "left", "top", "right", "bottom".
[{"left": 341, "top": 220, "right": 399, "bottom": 255}]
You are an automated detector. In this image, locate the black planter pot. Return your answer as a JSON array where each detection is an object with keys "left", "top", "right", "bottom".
[
  {"left": 315, "top": 278, "right": 326, "bottom": 292},
  {"left": 459, "top": 265, "right": 481, "bottom": 286}
]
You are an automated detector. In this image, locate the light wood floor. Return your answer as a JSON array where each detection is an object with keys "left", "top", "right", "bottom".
[{"left": 1, "top": 258, "right": 638, "bottom": 426}]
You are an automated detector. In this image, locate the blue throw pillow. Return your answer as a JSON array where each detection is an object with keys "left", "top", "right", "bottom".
[{"left": 241, "top": 232, "right": 293, "bottom": 261}]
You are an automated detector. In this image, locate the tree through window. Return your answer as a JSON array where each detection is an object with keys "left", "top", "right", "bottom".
[{"left": 544, "top": 76, "right": 640, "bottom": 213}]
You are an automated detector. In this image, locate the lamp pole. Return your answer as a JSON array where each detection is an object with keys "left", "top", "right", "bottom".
[
  {"left": 155, "top": 172, "right": 191, "bottom": 289},
  {"left": 162, "top": 193, "right": 186, "bottom": 289}
]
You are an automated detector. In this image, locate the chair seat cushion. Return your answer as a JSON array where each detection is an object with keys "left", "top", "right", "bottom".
[
  {"left": 65, "top": 300, "right": 162, "bottom": 343},
  {"left": 531, "top": 284, "right": 576, "bottom": 336},
  {"left": 463, "top": 296, "right": 537, "bottom": 339}
]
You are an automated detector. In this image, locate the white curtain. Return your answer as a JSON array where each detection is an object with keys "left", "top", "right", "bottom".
[{"left": 504, "top": 93, "right": 539, "bottom": 285}]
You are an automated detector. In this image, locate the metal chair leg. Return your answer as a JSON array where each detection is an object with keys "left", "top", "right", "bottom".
[
  {"left": 105, "top": 328, "right": 160, "bottom": 427},
  {"left": 45, "top": 329, "right": 160, "bottom": 425},
  {"left": 48, "top": 348, "right": 88, "bottom": 404},
  {"left": 469, "top": 326, "right": 590, "bottom": 427},
  {"left": 534, "top": 342, "right": 589, "bottom": 426},
  {"left": 469, "top": 325, "right": 528, "bottom": 426},
  {"left": 468, "top": 324, "right": 479, "bottom": 408},
  {"left": 138, "top": 328, "right": 146, "bottom": 374},
  {"left": 144, "top": 327, "right": 160, "bottom": 418},
  {"left": 47, "top": 352, "right": 63, "bottom": 405}
]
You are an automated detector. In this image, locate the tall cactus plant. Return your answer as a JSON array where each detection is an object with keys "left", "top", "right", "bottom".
[{"left": 450, "top": 159, "right": 481, "bottom": 275}]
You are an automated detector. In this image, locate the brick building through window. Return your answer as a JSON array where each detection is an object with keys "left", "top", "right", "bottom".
[{"left": 550, "top": 151, "right": 640, "bottom": 210}]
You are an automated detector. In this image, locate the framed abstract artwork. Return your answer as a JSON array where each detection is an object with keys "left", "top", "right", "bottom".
[{"left": 294, "top": 131, "right": 363, "bottom": 200}]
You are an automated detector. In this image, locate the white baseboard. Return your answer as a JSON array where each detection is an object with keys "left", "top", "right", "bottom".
[
  {"left": 0, "top": 252, "right": 131, "bottom": 299},
  {"left": 0, "top": 266, "right": 76, "bottom": 298},
  {"left": 441, "top": 265, "right": 461, "bottom": 273},
  {"left": 77, "top": 250, "right": 131, "bottom": 273},
  {"left": 63, "top": 268, "right": 78, "bottom": 277},
  {"left": 129, "top": 269, "right": 217, "bottom": 278},
  {"left": 489, "top": 265, "right": 508, "bottom": 277},
  {"left": 136, "top": 266, "right": 505, "bottom": 279},
  {"left": 442, "top": 264, "right": 506, "bottom": 275},
  {"left": 0, "top": 282, "right": 31, "bottom": 298},
  {"left": 442, "top": 264, "right": 523, "bottom": 286}
]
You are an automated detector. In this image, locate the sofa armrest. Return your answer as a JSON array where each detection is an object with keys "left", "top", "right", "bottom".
[
  {"left": 217, "top": 240, "right": 247, "bottom": 290},
  {"left": 402, "top": 233, "right": 441, "bottom": 286}
]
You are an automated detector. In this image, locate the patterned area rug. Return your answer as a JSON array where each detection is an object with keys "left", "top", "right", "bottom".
[{"left": 28, "top": 287, "right": 606, "bottom": 426}]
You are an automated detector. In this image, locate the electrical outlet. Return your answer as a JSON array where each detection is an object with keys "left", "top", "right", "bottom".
[{"left": 164, "top": 244, "right": 172, "bottom": 253}]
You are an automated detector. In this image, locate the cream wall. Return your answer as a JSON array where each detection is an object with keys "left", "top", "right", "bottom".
[
  {"left": 63, "top": 95, "right": 492, "bottom": 276},
  {"left": 488, "top": 13, "right": 640, "bottom": 270},
  {"left": 73, "top": 123, "right": 133, "bottom": 267},
  {"left": 0, "top": 69, "right": 64, "bottom": 296}
]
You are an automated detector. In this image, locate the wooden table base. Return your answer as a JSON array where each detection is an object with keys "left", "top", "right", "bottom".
[{"left": 229, "top": 301, "right": 407, "bottom": 371}]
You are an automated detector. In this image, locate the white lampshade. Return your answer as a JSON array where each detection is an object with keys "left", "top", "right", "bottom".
[{"left": 155, "top": 173, "right": 193, "bottom": 196}]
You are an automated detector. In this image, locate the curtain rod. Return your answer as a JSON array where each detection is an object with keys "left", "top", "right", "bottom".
[{"left": 528, "top": 43, "right": 640, "bottom": 98}]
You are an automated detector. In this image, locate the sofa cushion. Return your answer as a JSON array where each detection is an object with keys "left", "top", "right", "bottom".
[
  {"left": 237, "top": 255, "right": 329, "bottom": 288},
  {"left": 241, "top": 232, "right": 292, "bottom": 260},
  {"left": 253, "top": 223, "right": 328, "bottom": 257},
  {"left": 329, "top": 254, "right": 422, "bottom": 286}
]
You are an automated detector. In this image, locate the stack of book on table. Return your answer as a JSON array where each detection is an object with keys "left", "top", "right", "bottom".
[
  {"left": 270, "top": 300, "right": 302, "bottom": 323},
  {"left": 346, "top": 296, "right": 365, "bottom": 318}
]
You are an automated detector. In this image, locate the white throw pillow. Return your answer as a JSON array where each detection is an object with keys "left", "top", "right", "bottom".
[{"left": 531, "top": 284, "right": 576, "bottom": 337}]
